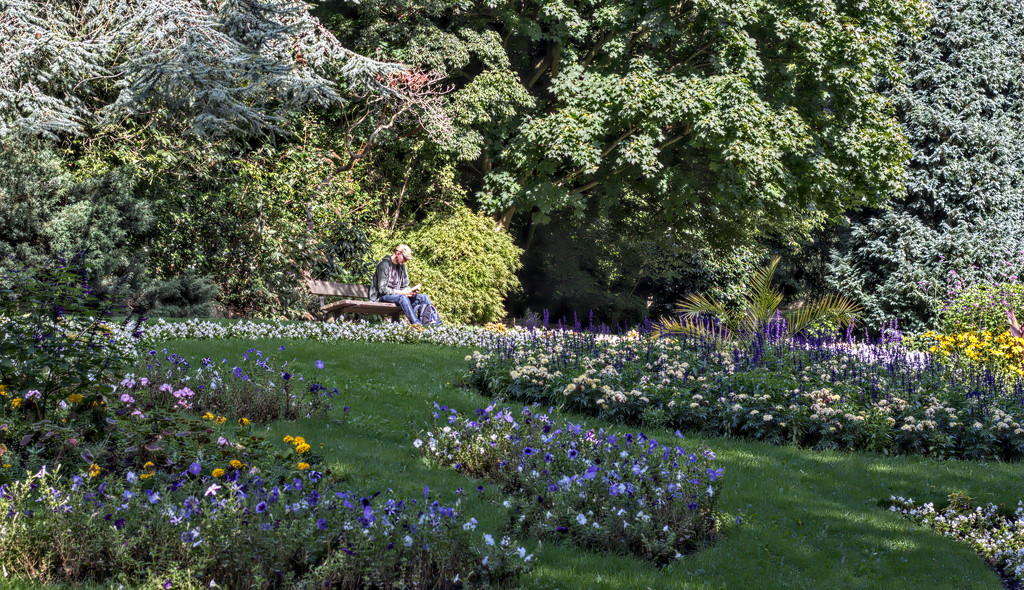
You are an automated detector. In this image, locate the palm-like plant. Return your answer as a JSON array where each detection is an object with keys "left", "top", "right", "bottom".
[{"left": 658, "top": 256, "right": 862, "bottom": 340}]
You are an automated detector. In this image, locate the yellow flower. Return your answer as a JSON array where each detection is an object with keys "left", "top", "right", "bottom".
[
  {"left": 0, "top": 384, "right": 6, "bottom": 396},
  {"left": 283, "top": 436, "right": 294, "bottom": 443},
  {"left": 229, "top": 459, "right": 243, "bottom": 469},
  {"left": 238, "top": 418, "right": 249, "bottom": 426},
  {"left": 143, "top": 461, "right": 155, "bottom": 470},
  {"left": 293, "top": 436, "right": 306, "bottom": 446},
  {"left": 11, "top": 398, "right": 22, "bottom": 409},
  {"left": 296, "top": 443, "right": 311, "bottom": 454},
  {"left": 68, "top": 394, "right": 84, "bottom": 403},
  {"left": 202, "top": 412, "right": 215, "bottom": 420},
  {"left": 88, "top": 463, "right": 101, "bottom": 478},
  {"left": 215, "top": 416, "right": 227, "bottom": 424},
  {"left": 297, "top": 462, "right": 310, "bottom": 470},
  {"left": 140, "top": 472, "right": 153, "bottom": 479},
  {"left": 212, "top": 468, "right": 225, "bottom": 477}
]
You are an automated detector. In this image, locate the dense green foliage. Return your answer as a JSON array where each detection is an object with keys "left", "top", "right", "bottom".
[
  {"left": 829, "top": 0, "right": 1024, "bottom": 332},
  {"left": 330, "top": 0, "right": 928, "bottom": 243},
  {"left": 371, "top": 206, "right": 523, "bottom": 324},
  {"left": 0, "top": 140, "right": 150, "bottom": 295}
]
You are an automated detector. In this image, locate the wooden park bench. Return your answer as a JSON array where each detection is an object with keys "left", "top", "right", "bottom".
[{"left": 305, "top": 279, "right": 405, "bottom": 323}]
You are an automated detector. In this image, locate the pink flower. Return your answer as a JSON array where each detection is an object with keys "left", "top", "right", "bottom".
[
  {"left": 158, "top": 383, "right": 173, "bottom": 393},
  {"left": 217, "top": 437, "right": 229, "bottom": 446},
  {"left": 25, "top": 390, "right": 41, "bottom": 400},
  {"left": 139, "top": 378, "right": 150, "bottom": 387},
  {"left": 121, "top": 393, "right": 135, "bottom": 404}
]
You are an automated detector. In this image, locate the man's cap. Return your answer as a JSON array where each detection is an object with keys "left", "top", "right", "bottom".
[{"left": 396, "top": 244, "right": 413, "bottom": 259}]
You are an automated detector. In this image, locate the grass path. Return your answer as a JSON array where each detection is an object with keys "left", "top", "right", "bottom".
[{"left": 155, "top": 337, "right": 1021, "bottom": 589}]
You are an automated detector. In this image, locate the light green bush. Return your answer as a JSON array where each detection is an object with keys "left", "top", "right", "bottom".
[
  {"left": 371, "top": 207, "right": 522, "bottom": 324},
  {"left": 940, "top": 282, "right": 1024, "bottom": 334}
]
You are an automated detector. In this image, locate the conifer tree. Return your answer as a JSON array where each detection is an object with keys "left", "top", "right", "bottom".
[
  {"left": 828, "top": 0, "right": 1024, "bottom": 331},
  {"left": 0, "top": 0, "right": 406, "bottom": 139}
]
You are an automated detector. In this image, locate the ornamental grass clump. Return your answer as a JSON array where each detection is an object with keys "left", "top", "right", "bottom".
[
  {"left": 890, "top": 494, "right": 1024, "bottom": 584},
  {"left": 419, "top": 404, "right": 724, "bottom": 564},
  {"left": 0, "top": 463, "right": 530, "bottom": 588}
]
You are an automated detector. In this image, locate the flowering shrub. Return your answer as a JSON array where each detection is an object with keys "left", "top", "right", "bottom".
[
  {"left": 919, "top": 330, "right": 1024, "bottom": 376},
  {"left": 940, "top": 281, "right": 1024, "bottom": 334},
  {"left": 0, "top": 463, "right": 531, "bottom": 588},
  {"left": 128, "top": 346, "right": 337, "bottom": 422},
  {"left": 1, "top": 344, "right": 340, "bottom": 480},
  {"left": 419, "top": 404, "right": 724, "bottom": 563},
  {"left": 466, "top": 328, "right": 1024, "bottom": 460},
  {"left": 890, "top": 495, "right": 1024, "bottom": 583}
]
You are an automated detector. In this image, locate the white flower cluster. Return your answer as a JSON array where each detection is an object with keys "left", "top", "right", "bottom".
[
  {"left": 891, "top": 495, "right": 1024, "bottom": 582},
  {"left": 137, "top": 318, "right": 541, "bottom": 348}
]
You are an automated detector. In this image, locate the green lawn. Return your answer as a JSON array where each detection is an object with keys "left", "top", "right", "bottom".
[{"left": 151, "top": 337, "right": 1018, "bottom": 589}]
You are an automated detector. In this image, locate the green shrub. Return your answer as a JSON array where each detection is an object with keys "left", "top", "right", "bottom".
[
  {"left": 0, "top": 138, "right": 152, "bottom": 296},
  {"left": 940, "top": 282, "right": 1024, "bottom": 334},
  {"left": 137, "top": 272, "right": 219, "bottom": 318},
  {"left": 371, "top": 207, "right": 522, "bottom": 324}
]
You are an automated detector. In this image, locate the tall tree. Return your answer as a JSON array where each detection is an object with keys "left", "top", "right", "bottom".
[
  {"left": 328, "top": 0, "right": 928, "bottom": 245},
  {"left": 0, "top": 0, "right": 408, "bottom": 140},
  {"left": 828, "top": 0, "right": 1024, "bottom": 331}
]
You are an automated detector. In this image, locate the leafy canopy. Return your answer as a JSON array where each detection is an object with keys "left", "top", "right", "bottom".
[{"left": 331, "top": 0, "right": 929, "bottom": 243}]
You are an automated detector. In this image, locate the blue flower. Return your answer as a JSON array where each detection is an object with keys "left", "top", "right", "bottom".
[
  {"left": 317, "top": 518, "right": 328, "bottom": 530},
  {"left": 255, "top": 501, "right": 268, "bottom": 513},
  {"left": 522, "top": 447, "right": 536, "bottom": 456},
  {"left": 188, "top": 462, "right": 202, "bottom": 475},
  {"left": 315, "top": 360, "right": 325, "bottom": 370}
]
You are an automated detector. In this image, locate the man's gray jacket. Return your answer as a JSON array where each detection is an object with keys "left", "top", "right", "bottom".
[{"left": 369, "top": 256, "right": 409, "bottom": 302}]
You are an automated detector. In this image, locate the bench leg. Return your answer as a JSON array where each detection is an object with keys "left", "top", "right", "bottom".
[{"left": 391, "top": 312, "right": 404, "bottom": 323}]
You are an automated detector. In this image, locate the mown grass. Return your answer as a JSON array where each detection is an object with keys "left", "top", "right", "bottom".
[{"left": 116, "top": 338, "right": 1024, "bottom": 588}]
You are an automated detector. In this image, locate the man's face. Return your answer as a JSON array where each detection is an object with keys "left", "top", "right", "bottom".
[{"left": 395, "top": 251, "right": 407, "bottom": 265}]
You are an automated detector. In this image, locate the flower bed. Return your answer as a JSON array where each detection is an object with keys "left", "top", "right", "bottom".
[
  {"left": 0, "top": 460, "right": 530, "bottom": 588},
  {"left": 419, "top": 404, "right": 725, "bottom": 563},
  {"left": 137, "top": 318, "right": 541, "bottom": 348},
  {"left": 889, "top": 495, "right": 1024, "bottom": 583},
  {"left": 465, "top": 329, "right": 1024, "bottom": 460},
  {"left": 1, "top": 345, "right": 340, "bottom": 480}
]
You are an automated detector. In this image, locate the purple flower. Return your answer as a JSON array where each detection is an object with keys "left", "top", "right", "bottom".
[
  {"left": 188, "top": 462, "right": 202, "bottom": 475},
  {"left": 164, "top": 580, "right": 173, "bottom": 589},
  {"left": 315, "top": 360, "right": 325, "bottom": 370},
  {"left": 522, "top": 447, "right": 536, "bottom": 456},
  {"left": 255, "top": 501, "right": 268, "bottom": 513},
  {"left": 114, "top": 518, "right": 125, "bottom": 530},
  {"left": 317, "top": 518, "right": 328, "bottom": 530}
]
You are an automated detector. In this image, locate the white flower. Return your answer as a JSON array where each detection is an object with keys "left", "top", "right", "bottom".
[
  {"left": 404, "top": 535, "right": 413, "bottom": 547},
  {"left": 412, "top": 439, "right": 423, "bottom": 448},
  {"left": 483, "top": 533, "right": 494, "bottom": 546},
  {"left": 577, "top": 513, "right": 587, "bottom": 525}
]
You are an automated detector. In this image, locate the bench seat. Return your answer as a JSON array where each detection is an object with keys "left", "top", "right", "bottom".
[{"left": 305, "top": 279, "right": 404, "bottom": 323}]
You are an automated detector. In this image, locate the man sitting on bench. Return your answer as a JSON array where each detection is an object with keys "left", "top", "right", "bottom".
[{"left": 369, "top": 244, "right": 434, "bottom": 324}]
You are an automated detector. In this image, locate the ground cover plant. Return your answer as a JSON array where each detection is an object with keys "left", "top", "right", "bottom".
[
  {"left": 420, "top": 404, "right": 723, "bottom": 563},
  {"left": 466, "top": 326, "right": 1024, "bottom": 460},
  {"left": 889, "top": 494, "right": 1024, "bottom": 583}
]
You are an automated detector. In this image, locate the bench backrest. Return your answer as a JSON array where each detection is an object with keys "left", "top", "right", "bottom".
[{"left": 305, "top": 279, "right": 370, "bottom": 299}]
